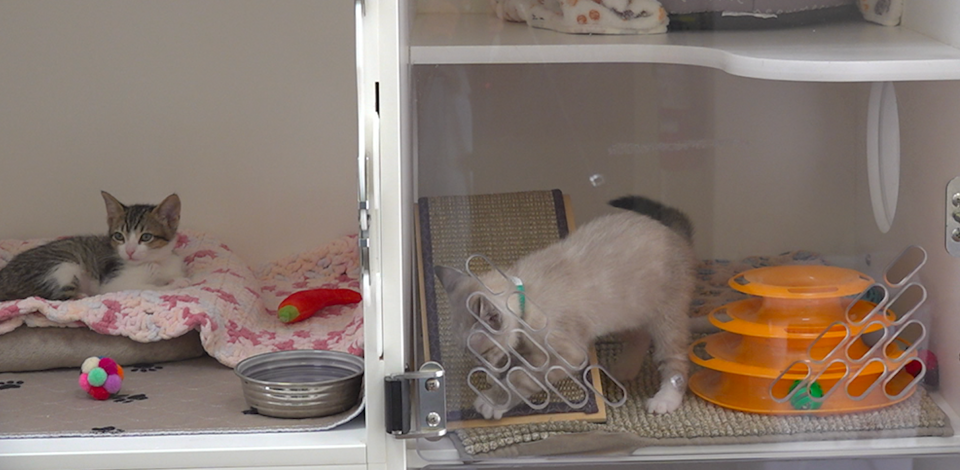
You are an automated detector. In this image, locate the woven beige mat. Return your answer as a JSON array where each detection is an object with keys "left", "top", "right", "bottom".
[
  {"left": 454, "top": 252, "right": 954, "bottom": 457},
  {"left": 456, "top": 339, "right": 952, "bottom": 457}
]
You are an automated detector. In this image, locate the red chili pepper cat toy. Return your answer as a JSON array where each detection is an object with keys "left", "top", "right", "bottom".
[{"left": 276, "top": 288, "right": 362, "bottom": 324}]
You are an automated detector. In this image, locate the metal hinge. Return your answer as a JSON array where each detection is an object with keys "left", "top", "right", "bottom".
[
  {"left": 358, "top": 109, "right": 377, "bottom": 278},
  {"left": 385, "top": 362, "right": 447, "bottom": 439},
  {"left": 947, "top": 177, "right": 960, "bottom": 256},
  {"left": 358, "top": 200, "right": 371, "bottom": 276}
]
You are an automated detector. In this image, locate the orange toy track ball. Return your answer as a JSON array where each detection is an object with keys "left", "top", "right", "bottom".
[
  {"left": 277, "top": 288, "right": 362, "bottom": 324},
  {"left": 688, "top": 265, "right": 921, "bottom": 415}
]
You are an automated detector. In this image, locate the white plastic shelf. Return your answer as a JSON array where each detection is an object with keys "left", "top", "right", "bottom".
[
  {"left": 0, "top": 418, "right": 367, "bottom": 470},
  {"left": 411, "top": 13, "right": 960, "bottom": 82}
]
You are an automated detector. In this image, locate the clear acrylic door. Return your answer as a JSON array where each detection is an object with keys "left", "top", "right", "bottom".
[{"left": 380, "top": 0, "right": 960, "bottom": 465}]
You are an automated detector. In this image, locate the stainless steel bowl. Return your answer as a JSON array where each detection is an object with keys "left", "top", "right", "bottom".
[{"left": 234, "top": 350, "right": 363, "bottom": 419}]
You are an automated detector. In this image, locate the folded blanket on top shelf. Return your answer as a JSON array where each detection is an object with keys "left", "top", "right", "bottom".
[
  {"left": 488, "top": 0, "right": 902, "bottom": 35},
  {"left": 0, "top": 230, "right": 363, "bottom": 368}
]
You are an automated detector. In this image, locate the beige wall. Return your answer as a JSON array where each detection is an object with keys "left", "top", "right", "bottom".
[
  {"left": 0, "top": 1, "right": 358, "bottom": 266},
  {"left": 866, "top": 81, "right": 960, "bottom": 419},
  {"left": 415, "top": 64, "right": 862, "bottom": 261},
  {"left": 710, "top": 74, "right": 863, "bottom": 260},
  {"left": 904, "top": 0, "right": 960, "bottom": 48}
]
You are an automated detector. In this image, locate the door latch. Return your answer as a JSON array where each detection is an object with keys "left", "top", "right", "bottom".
[{"left": 384, "top": 362, "right": 446, "bottom": 439}]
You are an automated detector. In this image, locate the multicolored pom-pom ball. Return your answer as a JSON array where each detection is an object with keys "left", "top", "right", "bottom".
[{"left": 79, "top": 356, "right": 124, "bottom": 400}]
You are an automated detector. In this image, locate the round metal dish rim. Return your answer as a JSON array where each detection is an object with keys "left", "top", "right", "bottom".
[{"left": 234, "top": 349, "right": 364, "bottom": 387}]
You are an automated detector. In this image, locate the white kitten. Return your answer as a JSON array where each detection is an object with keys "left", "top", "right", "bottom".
[{"left": 437, "top": 195, "right": 696, "bottom": 419}]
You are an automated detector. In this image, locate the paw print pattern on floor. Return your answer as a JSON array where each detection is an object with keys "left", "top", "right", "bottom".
[
  {"left": 0, "top": 380, "right": 23, "bottom": 390},
  {"left": 129, "top": 364, "right": 164, "bottom": 372},
  {"left": 112, "top": 393, "right": 148, "bottom": 404},
  {"left": 91, "top": 426, "right": 124, "bottom": 434}
]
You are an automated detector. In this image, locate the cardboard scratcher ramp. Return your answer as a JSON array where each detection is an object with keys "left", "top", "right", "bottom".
[
  {"left": 416, "top": 189, "right": 608, "bottom": 430},
  {"left": 453, "top": 251, "right": 954, "bottom": 457}
]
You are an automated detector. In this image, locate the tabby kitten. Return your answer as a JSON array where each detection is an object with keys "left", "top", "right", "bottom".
[
  {"left": 0, "top": 192, "right": 185, "bottom": 302},
  {"left": 437, "top": 195, "right": 696, "bottom": 419}
]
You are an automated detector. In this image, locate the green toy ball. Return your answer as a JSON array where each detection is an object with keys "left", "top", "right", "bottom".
[{"left": 789, "top": 380, "right": 824, "bottom": 411}]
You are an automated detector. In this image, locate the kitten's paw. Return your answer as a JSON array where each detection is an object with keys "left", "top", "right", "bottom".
[
  {"left": 646, "top": 387, "right": 683, "bottom": 414},
  {"left": 474, "top": 395, "right": 508, "bottom": 420},
  {"left": 165, "top": 277, "right": 192, "bottom": 289}
]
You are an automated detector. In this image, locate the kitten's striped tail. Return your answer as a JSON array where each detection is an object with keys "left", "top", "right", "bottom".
[{"left": 609, "top": 195, "right": 694, "bottom": 243}]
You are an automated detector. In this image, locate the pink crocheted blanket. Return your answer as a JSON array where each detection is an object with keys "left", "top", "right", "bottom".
[{"left": 0, "top": 230, "right": 363, "bottom": 367}]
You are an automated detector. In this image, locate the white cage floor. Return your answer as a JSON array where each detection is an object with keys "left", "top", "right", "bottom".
[{"left": 0, "top": 355, "right": 363, "bottom": 438}]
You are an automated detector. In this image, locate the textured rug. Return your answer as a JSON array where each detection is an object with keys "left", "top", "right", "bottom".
[
  {"left": 455, "top": 338, "right": 952, "bottom": 457},
  {"left": 0, "top": 355, "right": 363, "bottom": 438}
]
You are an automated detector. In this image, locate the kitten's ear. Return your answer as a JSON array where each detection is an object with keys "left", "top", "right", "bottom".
[
  {"left": 154, "top": 194, "right": 181, "bottom": 231},
  {"left": 435, "top": 265, "right": 503, "bottom": 328},
  {"left": 435, "top": 265, "right": 475, "bottom": 312},
  {"left": 436, "top": 265, "right": 503, "bottom": 338},
  {"left": 435, "top": 266, "right": 469, "bottom": 294},
  {"left": 101, "top": 191, "right": 126, "bottom": 227}
]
